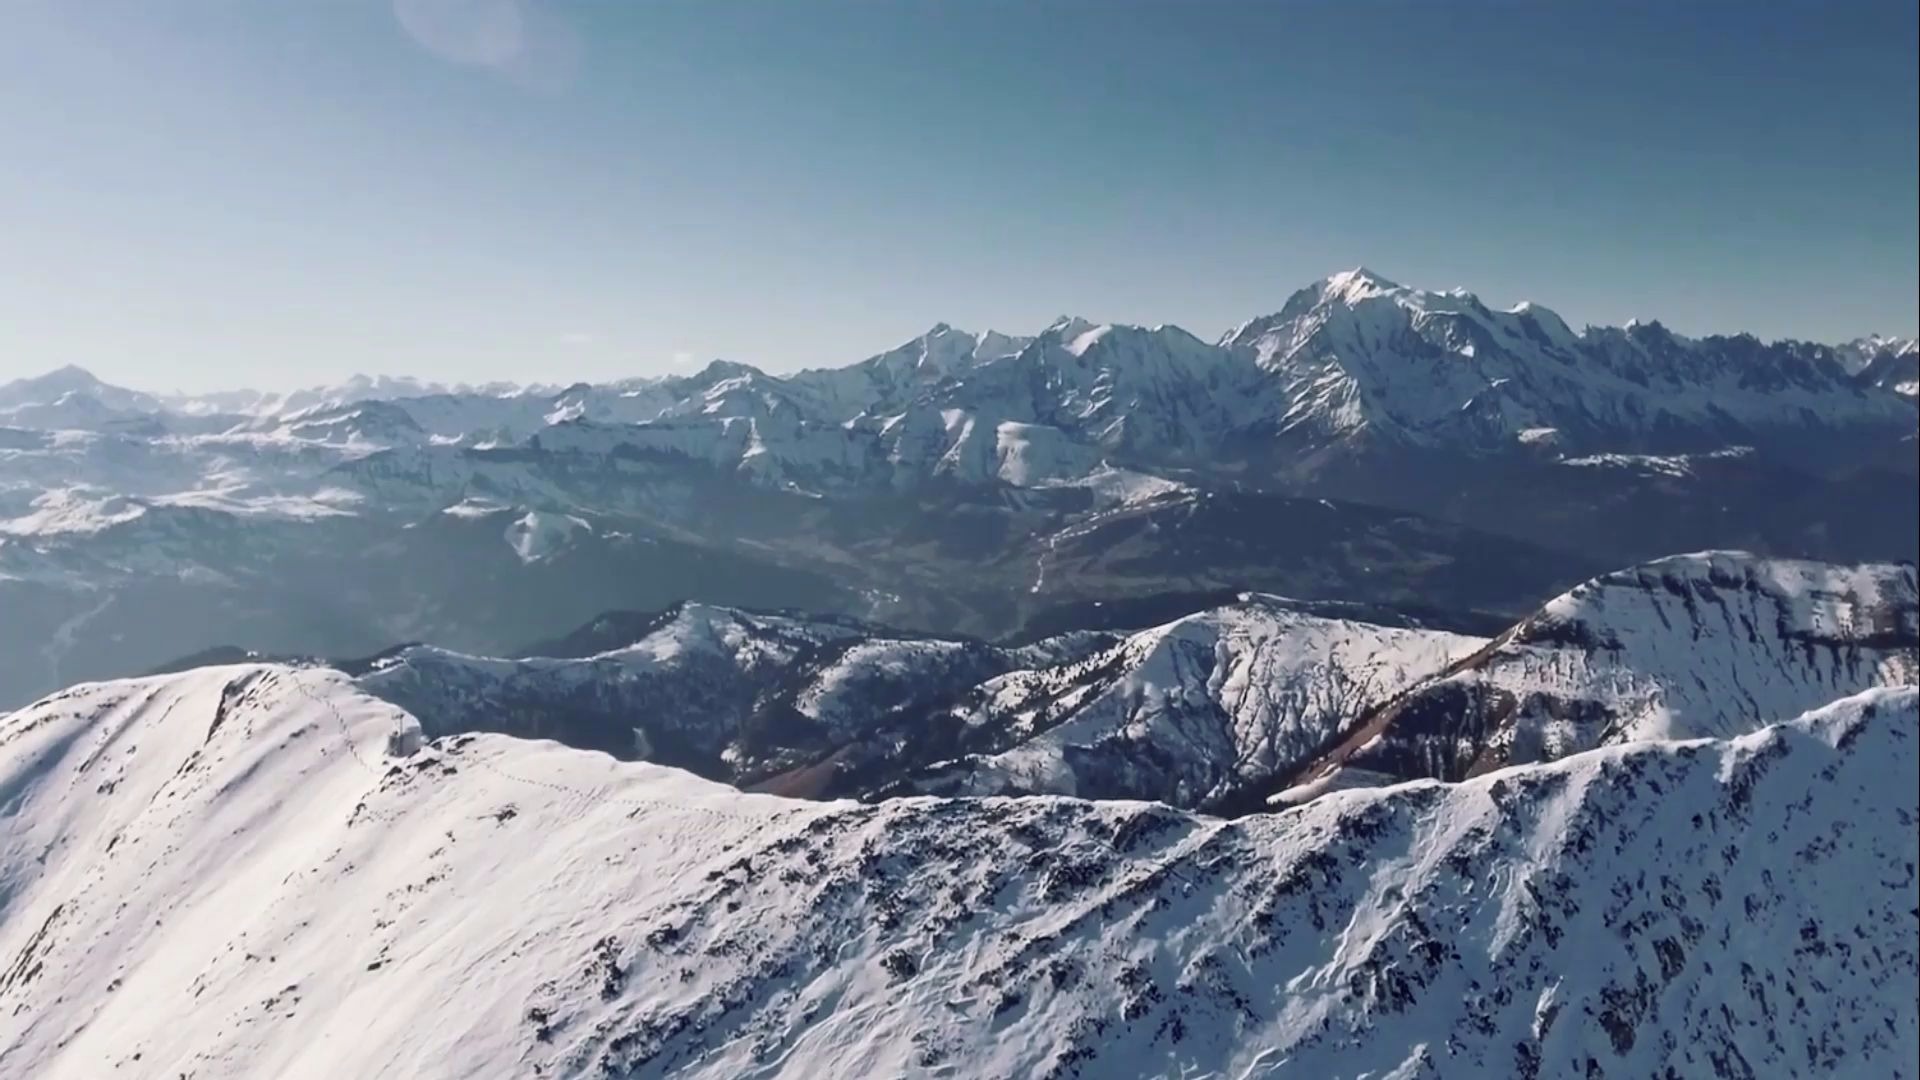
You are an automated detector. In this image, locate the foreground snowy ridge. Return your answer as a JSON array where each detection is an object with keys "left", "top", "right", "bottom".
[{"left": 2, "top": 666, "right": 1914, "bottom": 1078}]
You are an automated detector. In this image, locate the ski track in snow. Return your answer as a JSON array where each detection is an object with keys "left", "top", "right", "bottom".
[{"left": 40, "top": 590, "right": 115, "bottom": 692}]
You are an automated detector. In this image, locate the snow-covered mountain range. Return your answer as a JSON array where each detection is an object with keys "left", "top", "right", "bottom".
[
  {"left": 2, "top": 654, "right": 1913, "bottom": 1077},
  {"left": 2, "top": 270, "right": 1913, "bottom": 708},
  {"left": 4, "top": 269, "right": 1911, "bottom": 519}
]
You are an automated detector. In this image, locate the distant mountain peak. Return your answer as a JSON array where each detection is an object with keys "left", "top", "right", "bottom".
[
  {"left": 1835, "top": 334, "right": 1920, "bottom": 377},
  {"left": 971, "top": 328, "right": 1029, "bottom": 361},
  {"left": 1846, "top": 333, "right": 1918, "bottom": 353},
  {"left": 0, "top": 363, "right": 159, "bottom": 414},
  {"left": 43, "top": 362, "right": 101, "bottom": 382},
  {"left": 6, "top": 363, "right": 104, "bottom": 392},
  {"left": 1042, "top": 314, "right": 1099, "bottom": 340},
  {"left": 690, "top": 358, "right": 762, "bottom": 382},
  {"left": 1324, "top": 265, "right": 1403, "bottom": 297}
]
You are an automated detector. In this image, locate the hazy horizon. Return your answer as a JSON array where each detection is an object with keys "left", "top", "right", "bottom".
[
  {"left": 6, "top": 263, "right": 1919, "bottom": 399},
  {"left": 3, "top": 1, "right": 1916, "bottom": 393}
]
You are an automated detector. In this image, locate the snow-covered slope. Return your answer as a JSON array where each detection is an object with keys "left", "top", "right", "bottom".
[
  {"left": 1279, "top": 551, "right": 1918, "bottom": 799},
  {"left": 1, "top": 665, "right": 1913, "bottom": 1078},
  {"left": 903, "top": 596, "right": 1484, "bottom": 807}
]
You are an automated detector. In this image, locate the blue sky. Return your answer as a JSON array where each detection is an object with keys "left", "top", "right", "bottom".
[{"left": 2, "top": 1, "right": 1915, "bottom": 392}]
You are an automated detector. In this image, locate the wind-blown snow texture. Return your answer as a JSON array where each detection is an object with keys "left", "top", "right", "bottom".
[{"left": 1, "top": 666, "right": 1914, "bottom": 1078}]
